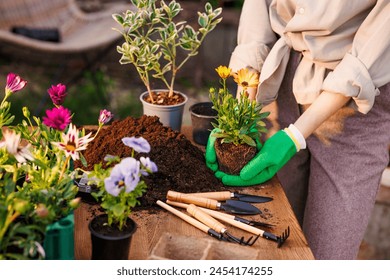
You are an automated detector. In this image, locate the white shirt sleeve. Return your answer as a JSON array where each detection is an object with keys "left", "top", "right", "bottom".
[
  {"left": 228, "top": 0, "right": 277, "bottom": 72},
  {"left": 322, "top": 1, "right": 390, "bottom": 114}
]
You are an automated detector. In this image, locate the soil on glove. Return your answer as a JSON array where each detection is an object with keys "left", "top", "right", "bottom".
[{"left": 74, "top": 115, "right": 226, "bottom": 211}]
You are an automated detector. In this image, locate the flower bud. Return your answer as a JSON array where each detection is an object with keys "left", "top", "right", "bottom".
[
  {"left": 35, "top": 204, "right": 49, "bottom": 218},
  {"left": 69, "top": 197, "right": 81, "bottom": 209},
  {"left": 6, "top": 73, "right": 27, "bottom": 94},
  {"left": 98, "top": 109, "right": 114, "bottom": 125},
  {"left": 22, "top": 106, "right": 30, "bottom": 119},
  {"left": 0, "top": 101, "right": 9, "bottom": 109}
]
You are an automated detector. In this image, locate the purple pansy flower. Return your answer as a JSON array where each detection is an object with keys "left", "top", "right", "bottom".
[
  {"left": 43, "top": 106, "right": 72, "bottom": 131},
  {"left": 104, "top": 157, "right": 141, "bottom": 196},
  {"left": 48, "top": 83, "right": 67, "bottom": 106},
  {"left": 140, "top": 156, "right": 158, "bottom": 176},
  {"left": 122, "top": 136, "right": 150, "bottom": 153}
]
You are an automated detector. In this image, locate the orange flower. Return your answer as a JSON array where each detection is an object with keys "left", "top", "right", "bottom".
[
  {"left": 215, "top": 65, "right": 232, "bottom": 79},
  {"left": 233, "top": 68, "right": 259, "bottom": 89}
]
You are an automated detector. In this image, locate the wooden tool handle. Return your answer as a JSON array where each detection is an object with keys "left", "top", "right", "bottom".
[
  {"left": 185, "top": 191, "right": 232, "bottom": 201},
  {"left": 166, "top": 200, "right": 235, "bottom": 220},
  {"left": 156, "top": 200, "right": 209, "bottom": 234},
  {"left": 167, "top": 190, "right": 218, "bottom": 209},
  {"left": 163, "top": 200, "right": 266, "bottom": 237},
  {"left": 202, "top": 208, "right": 265, "bottom": 236},
  {"left": 186, "top": 204, "right": 226, "bottom": 233}
]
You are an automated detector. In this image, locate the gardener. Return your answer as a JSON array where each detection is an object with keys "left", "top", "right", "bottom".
[{"left": 205, "top": 0, "right": 390, "bottom": 260}]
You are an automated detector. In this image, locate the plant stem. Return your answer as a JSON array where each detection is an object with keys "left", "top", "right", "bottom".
[
  {"left": 0, "top": 208, "right": 20, "bottom": 242},
  {"left": 58, "top": 156, "right": 71, "bottom": 181}
]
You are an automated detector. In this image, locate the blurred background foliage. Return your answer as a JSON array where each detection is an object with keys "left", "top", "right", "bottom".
[{"left": 0, "top": 0, "right": 242, "bottom": 125}]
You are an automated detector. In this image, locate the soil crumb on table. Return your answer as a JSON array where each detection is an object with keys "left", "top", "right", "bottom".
[{"left": 75, "top": 115, "right": 226, "bottom": 210}]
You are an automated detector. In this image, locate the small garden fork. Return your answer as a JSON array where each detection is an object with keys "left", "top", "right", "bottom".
[{"left": 186, "top": 204, "right": 260, "bottom": 246}]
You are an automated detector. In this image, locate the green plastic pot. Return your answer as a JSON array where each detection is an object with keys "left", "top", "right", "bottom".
[{"left": 43, "top": 213, "right": 74, "bottom": 260}]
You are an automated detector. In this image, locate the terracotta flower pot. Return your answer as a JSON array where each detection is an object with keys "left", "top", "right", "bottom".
[
  {"left": 88, "top": 214, "right": 137, "bottom": 260},
  {"left": 215, "top": 139, "right": 257, "bottom": 175},
  {"left": 189, "top": 102, "right": 217, "bottom": 146},
  {"left": 140, "top": 90, "right": 188, "bottom": 132}
]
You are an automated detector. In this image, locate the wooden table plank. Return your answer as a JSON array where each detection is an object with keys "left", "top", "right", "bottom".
[{"left": 74, "top": 126, "right": 314, "bottom": 260}]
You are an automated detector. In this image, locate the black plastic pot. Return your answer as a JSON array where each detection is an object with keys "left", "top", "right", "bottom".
[
  {"left": 189, "top": 102, "right": 217, "bottom": 145},
  {"left": 88, "top": 214, "right": 137, "bottom": 260}
]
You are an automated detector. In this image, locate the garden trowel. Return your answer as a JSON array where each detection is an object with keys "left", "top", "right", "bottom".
[{"left": 167, "top": 190, "right": 261, "bottom": 215}]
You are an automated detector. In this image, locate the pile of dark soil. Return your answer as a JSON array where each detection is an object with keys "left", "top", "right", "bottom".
[{"left": 75, "top": 115, "right": 226, "bottom": 210}]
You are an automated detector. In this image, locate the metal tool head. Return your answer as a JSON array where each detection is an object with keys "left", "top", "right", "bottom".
[
  {"left": 249, "top": 220, "right": 274, "bottom": 228},
  {"left": 234, "top": 193, "right": 273, "bottom": 203},
  {"left": 276, "top": 226, "right": 290, "bottom": 248},
  {"left": 262, "top": 226, "right": 290, "bottom": 248},
  {"left": 222, "top": 200, "right": 261, "bottom": 215},
  {"left": 224, "top": 232, "right": 260, "bottom": 246}
]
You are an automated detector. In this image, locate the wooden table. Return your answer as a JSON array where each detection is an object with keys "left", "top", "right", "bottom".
[{"left": 74, "top": 126, "right": 314, "bottom": 260}]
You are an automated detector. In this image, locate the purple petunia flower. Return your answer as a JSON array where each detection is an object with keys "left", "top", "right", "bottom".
[
  {"left": 122, "top": 136, "right": 150, "bottom": 153},
  {"left": 48, "top": 83, "right": 67, "bottom": 106},
  {"left": 104, "top": 157, "right": 141, "bottom": 196},
  {"left": 5, "top": 73, "right": 27, "bottom": 94},
  {"left": 98, "top": 109, "right": 113, "bottom": 125},
  {"left": 43, "top": 106, "right": 72, "bottom": 131}
]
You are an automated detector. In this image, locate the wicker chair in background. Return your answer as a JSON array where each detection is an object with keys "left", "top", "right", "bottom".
[{"left": 0, "top": 0, "right": 131, "bottom": 85}]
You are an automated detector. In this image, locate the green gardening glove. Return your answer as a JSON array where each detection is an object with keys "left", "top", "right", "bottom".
[
  {"left": 239, "top": 130, "right": 297, "bottom": 183},
  {"left": 205, "top": 128, "right": 220, "bottom": 172}
]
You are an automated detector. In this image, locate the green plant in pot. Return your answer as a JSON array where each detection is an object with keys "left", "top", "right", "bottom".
[
  {"left": 207, "top": 66, "right": 270, "bottom": 177},
  {"left": 0, "top": 73, "right": 111, "bottom": 260},
  {"left": 84, "top": 136, "right": 157, "bottom": 260},
  {"left": 113, "top": 0, "right": 222, "bottom": 131}
]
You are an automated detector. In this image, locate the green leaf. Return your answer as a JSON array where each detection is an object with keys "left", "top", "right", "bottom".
[
  {"left": 198, "top": 14, "right": 208, "bottom": 27},
  {"left": 112, "top": 204, "right": 126, "bottom": 217},
  {"left": 242, "top": 134, "right": 256, "bottom": 147},
  {"left": 112, "top": 14, "right": 124, "bottom": 25}
]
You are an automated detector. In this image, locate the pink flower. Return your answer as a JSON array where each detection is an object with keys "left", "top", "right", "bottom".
[
  {"left": 43, "top": 106, "right": 72, "bottom": 131},
  {"left": 98, "top": 109, "right": 113, "bottom": 125},
  {"left": 48, "top": 83, "right": 67, "bottom": 105},
  {"left": 5, "top": 73, "right": 27, "bottom": 94}
]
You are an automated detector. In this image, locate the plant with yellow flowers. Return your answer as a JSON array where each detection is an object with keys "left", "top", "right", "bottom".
[{"left": 209, "top": 66, "right": 269, "bottom": 146}]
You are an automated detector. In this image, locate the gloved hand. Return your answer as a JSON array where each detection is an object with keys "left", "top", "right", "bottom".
[
  {"left": 205, "top": 129, "right": 298, "bottom": 186},
  {"left": 239, "top": 130, "right": 297, "bottom": 183},
  {"left": 205, "top": 128, "right": 263, "bottom": 172},
  {"left": 205, "top": 128, "right": 263, "bottom": 186},
  {"left": 205, "top": 128, "right": 220, "bottom": 172}
]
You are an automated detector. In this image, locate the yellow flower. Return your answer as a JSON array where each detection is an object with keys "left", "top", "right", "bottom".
[
  {"left": 233, "top": 68, "right": 260, "bottom": 89},
  {"left": 215, "top": 65, "right": 232, "bottom": 79}
]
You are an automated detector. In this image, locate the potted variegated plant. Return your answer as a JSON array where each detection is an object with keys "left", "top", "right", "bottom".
[
  {"left": 113, "top": 0, "right": 222, "bottom": 131},
  {"left": 208, "top": 66, "right": 270, "bottom": 175}
]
